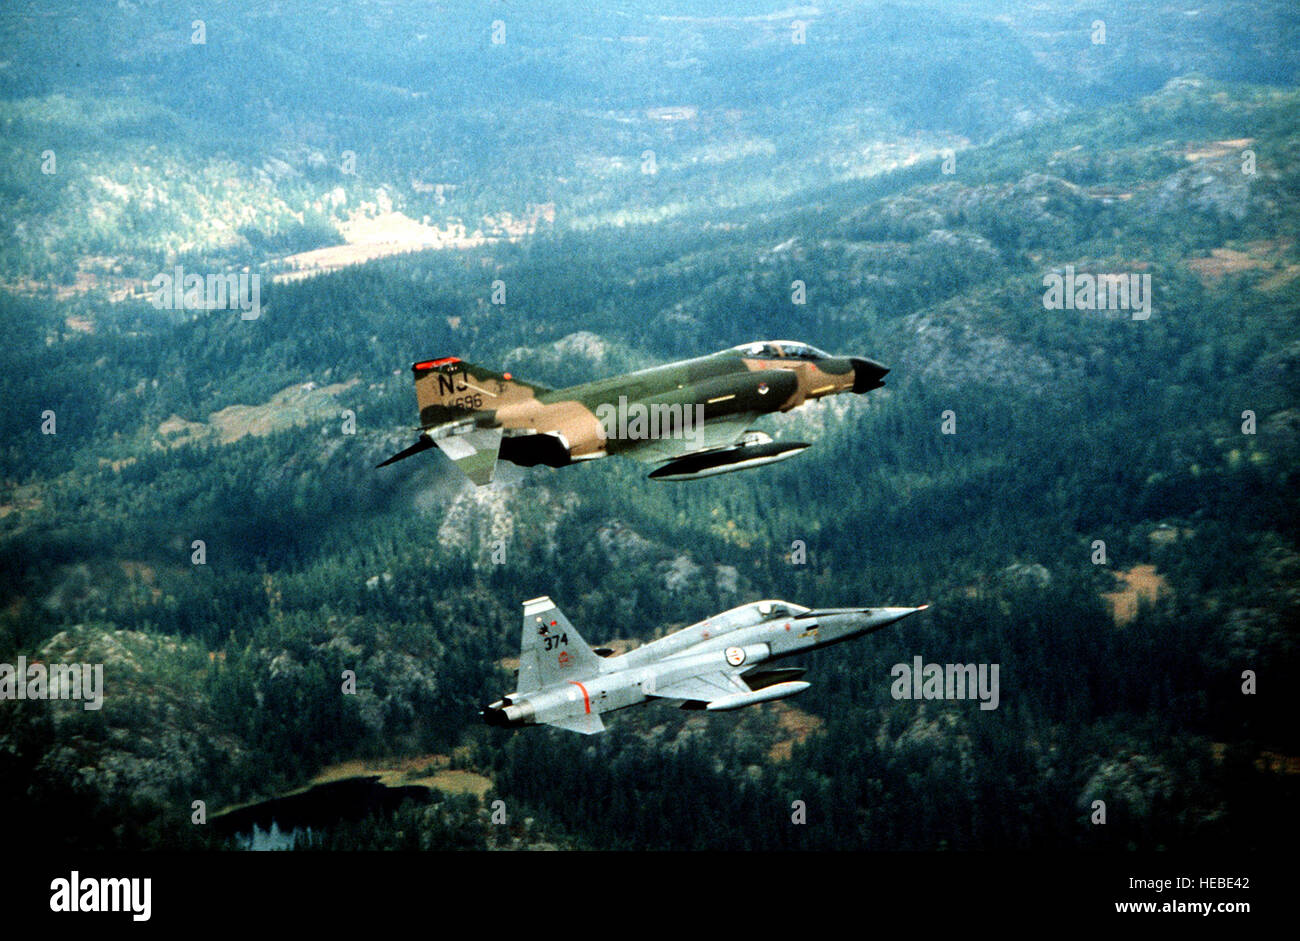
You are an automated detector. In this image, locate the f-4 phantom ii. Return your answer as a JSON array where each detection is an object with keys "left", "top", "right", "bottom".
[
  {"left": 482, "top": 596, "right": 926, "bottom": 734},
  {"left": 378, "top": 340, "right": 888, "bottom": 484}
]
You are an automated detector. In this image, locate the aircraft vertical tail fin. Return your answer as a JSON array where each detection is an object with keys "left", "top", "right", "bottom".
[
  {"left": 517, "top": 596, "right": 602, "bottom": 693},
  {"left": 411, "top": 357, "right": 548, "bottom": 429},
  {"left": 379, "top": 357, "right": 551, "bottom": 483}
]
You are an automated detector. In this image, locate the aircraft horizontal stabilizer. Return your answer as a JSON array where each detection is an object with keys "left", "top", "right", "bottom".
[
  {"left": 376, "top": 427, "right": 504, "bottom": 485},
  {"left": 376, "top": 435, "right": 435, "bottom": 468},
  {"left": 547, "top": 713, "right": 606, "bottom": 734},
  {"left": 435, "top": 427, "right": 503, "bottom": 486}
]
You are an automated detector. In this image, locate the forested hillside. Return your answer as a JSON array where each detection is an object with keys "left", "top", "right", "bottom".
[
  {"left": 1, "top": 70, "right": 1296, "bottom": 850},
  {"left": 1, "top": 0, "right": 1298, "bottom": 853}
]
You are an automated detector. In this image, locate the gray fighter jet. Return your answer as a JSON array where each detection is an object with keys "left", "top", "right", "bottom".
[{"left": 482, "top": 596, "right": 927, "bottom": 734}]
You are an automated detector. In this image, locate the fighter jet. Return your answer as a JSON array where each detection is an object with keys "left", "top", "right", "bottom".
[
  {"left": 378, "top": 340, "right": 888, "bottom": 484},
  {"left": 482, "top": 596, "right": 926, "bottom": 734}
]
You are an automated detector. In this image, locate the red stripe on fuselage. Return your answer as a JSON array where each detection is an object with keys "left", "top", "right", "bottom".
[{"left": 569, "top": 681, "right": 591, "bottom": 714}]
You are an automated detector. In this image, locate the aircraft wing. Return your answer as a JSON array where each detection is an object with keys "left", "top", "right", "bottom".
[
  {"left": 648, "top": 670, "right": 751, "bottom": 702},
  {"left": 624, "top": 412, "right": 760, "bottom": 464}
]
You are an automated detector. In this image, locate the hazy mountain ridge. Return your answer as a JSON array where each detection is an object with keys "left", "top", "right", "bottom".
[{"left": 2, "top": 1, "right": 1296, "bottom": 282}]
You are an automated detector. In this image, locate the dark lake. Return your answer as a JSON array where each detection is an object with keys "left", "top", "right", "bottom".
[{"left": 213, "top": 776, "right": 432, "bottom": 850}]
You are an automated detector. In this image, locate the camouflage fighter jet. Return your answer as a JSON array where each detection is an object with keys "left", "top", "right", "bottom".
[
  {"left": 482, "top": 596, "right": 926, "bottom": 734},
  {"left": 378, "top": 340, "right": 888, "bottom": 484}
]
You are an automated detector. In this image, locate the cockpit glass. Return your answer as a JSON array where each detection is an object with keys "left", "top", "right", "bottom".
[
  {"left": 735, "top": 342, "right": 829, "bottom": 360},
  {"left": 705, "top": 600, "right": 811, "bottom": 630},
  {"left": 757, "top": 601, "right": 808, "bottom": 619},
  {"left": 775, "top": 342, "right": 829, "bottom": 360}
]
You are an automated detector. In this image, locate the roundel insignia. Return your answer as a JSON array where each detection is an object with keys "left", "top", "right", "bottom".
[
  {"left": 758, "top": 382, "right": 769, "bottom": 395},
  {"left": 725, "top": 646, "right": 746, "bottom": 667}
]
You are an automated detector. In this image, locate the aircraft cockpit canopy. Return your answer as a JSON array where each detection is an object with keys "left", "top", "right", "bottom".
[
  {"left": 755, "top": 600, "right": 809, "bottom": 620},
  {"left": 705, "top": 599, "right": 811, "bottom": 632},
  {"left": 734, "top": 341, "right": 831, "bottom": 361}
]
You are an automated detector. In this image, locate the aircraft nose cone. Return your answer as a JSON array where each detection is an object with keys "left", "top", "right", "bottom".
[
  {"left": 853, "top": 605, "right": 928, "bottom": 633},
  {"left": 851, "top": 358, "right": 889, "bottom": 393},
  {"left": 798, "top": 605, "right": 927, "bottom": 640},
  {"left": 876, "top": 604, "right": 925, "bottom": 621}
]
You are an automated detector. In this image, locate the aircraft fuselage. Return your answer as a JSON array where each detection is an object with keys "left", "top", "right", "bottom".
[{"left": 484, "top": 600, "right": 924, "bottom": 732}]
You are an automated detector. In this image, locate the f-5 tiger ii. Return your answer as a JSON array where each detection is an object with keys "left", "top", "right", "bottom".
[
  {"left": 378, "top": 340, "right": 889, "bottom": 484},
  {"left": 482, "top": 596, "right": 926, "bottom": 734}
]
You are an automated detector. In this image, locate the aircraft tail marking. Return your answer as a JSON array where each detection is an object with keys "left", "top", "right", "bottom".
[
  {"left": 411, "top": 357, "right": 549, "bottom": 429},
  {"left": 517, "top": 596, "right": 602, "bottom": 693}
]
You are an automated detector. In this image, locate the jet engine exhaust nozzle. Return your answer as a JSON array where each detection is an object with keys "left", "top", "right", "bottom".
[{"left": 481, "top": 700, "right": 532, "bottom": 728}]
